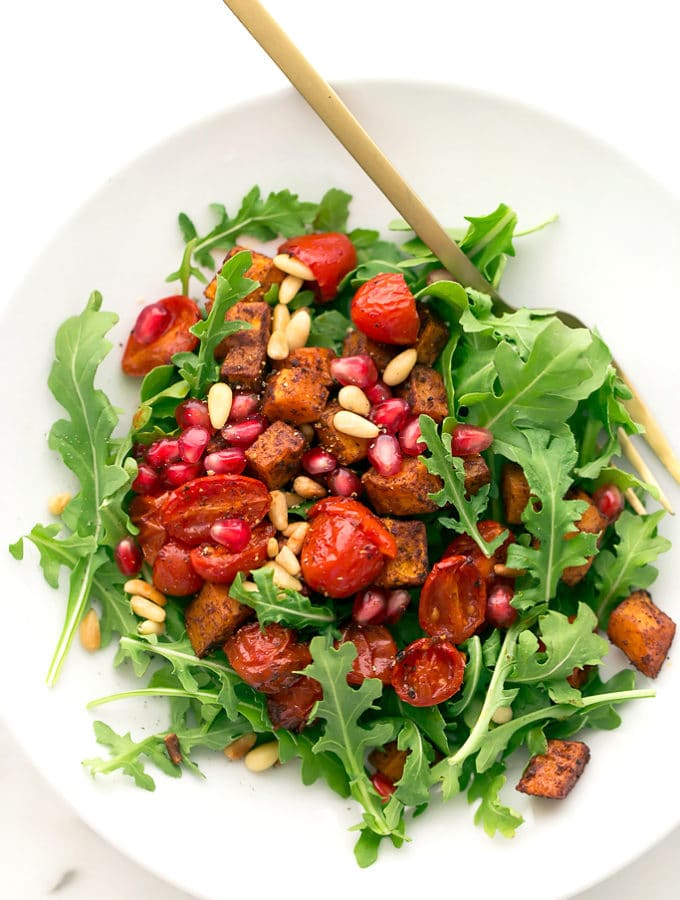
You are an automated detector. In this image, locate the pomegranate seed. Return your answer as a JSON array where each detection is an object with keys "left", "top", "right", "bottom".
[
  {"left": 114, "top": 536, "right": 143, "bottom": 577},
  {"left": 368, "top": 433, "right": 403, "bottom": 476},
  {"left": 175, "top": 398, "right": 211, "bottom": 430},
  {"left": 352, "top": 588, "right": 388, "bottom": 625},
  {"left": 210, "top": 517, "right": 252, "bottom": 553},
  {"left": 450, "top": 424, "right": 494, "bottom": 456},
  {"left": 132, "top": 302, "right": 172, "bottom": 344},
  {"left": 131, "top": 443, "right": 147, "bottom": 461},
  {"left": 221, "top": 415, "right": 267, "bottom": 448},
  {"left": 370, "top": 398, "right": 410, "bottom": 433},
  {"left": 163, "top": 461, "right": 203, "bottom": 487},
  {"left": 486, "top": 582, "right": 517, "bottom": 629},
  {"left": 302, "top": 447, "right": 337, "bottom": 476},
  {"left": 228, "top": 393, "right": 260, "bottom": 422},
  {"left": 370, "top": 772, "right": 395, "bottom": 801},
  {"left": 178, "top": 426, "right": 211, "bottom": 463},
  {"left": 365, "top": 380, "right": 392, "bottom": 405},
  {"left": 204, "top": 448, "right": 247, "bottom": 475},
  {"left": 131, "top": 463, "right": 161, "bottom": 494},
  {"left": 593, "top": 483, "right": 625, "bottom": 522},
  {"left": 399, "top": 415, "right": 426, "bottom": 456},
  {"left": 330, "top": 354, "right": 378, "bottom": 389},
  {"left": 384, "top": 589, "right": 411, "bottom": 624},
  {"left": 327, "top": 466, "right": 363, "bottom": 497},
  {"left": 146, "top": 438, "right": 181, "bottom": 468}
]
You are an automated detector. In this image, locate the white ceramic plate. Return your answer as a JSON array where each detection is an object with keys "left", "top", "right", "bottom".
[{"left": 1, "top": 81, "right": 679, "bottom": 900}]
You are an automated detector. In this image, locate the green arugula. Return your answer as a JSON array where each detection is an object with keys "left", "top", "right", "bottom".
[
  {"left": 230, "top": 567, "right": 335, "bottom": 629},
  {"left": 467, "top": 764, "right": 524, "bottom": 838}
]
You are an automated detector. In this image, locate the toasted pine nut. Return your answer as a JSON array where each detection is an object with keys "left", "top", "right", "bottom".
[
  {"left": 48, "top": 492, "right": 72, "bottom": 516},
  {"left": 123, "top": 579, "right": 167, "bottom": 607},
  {"left": 265, "top": 561, "right": 303, "bottom": 591},
  {"left": 278, "top": 274, "right": 304, "bottom": 305},
  {"left": 333, "top": 410, "right": 380, "bottom": 439},
  {"left": 491, "top": 706, "right": 513, "bottom": 725},
  {"left": 272, "top": 303, "right": 291, "bottom": 332},
  {"left": 338, "top": 385, "right": 371, "bottom": 416},
  {"left": 286, "top": 521, "right": 310, "bottom": 555},
  {"left": 268, "top": 491, "right": 289, "bottom": 531},
  {"left": 238, "top": 581, "right": 258, "bottom": 593},
  {"left": 292, "top": 475, "right": 327, "bottom": 500},
  {"left": 224, "top": 732, "right": 257, "bottom": 760},
  {"left": 138, "top": 619, "right": 165, "bottom": 636},
  {"left": 493, "top": 563, "right": 527, "bottom": 578},
  {"left": 285, "top": 308, "right": 311, "bottom": 351},
  {"left": 244, "top": 741, "right": 280, "bottom": 773},
  {"left": 273, "top": 253, "right": 315, "bottom": 282},
  {"left": 267, "top": 331, "right": 289, "bottom": 361},
  {"left": 282, "top": 523, "right": 299, "bottom": 537},
  {"left": 285, "top": 491, "right": 304, "bottom": 508},
  {"left": 207, "top": 382, "right": 233, "bottom": 429},
  {"left": 276, "top": 544, "right": 302, "bottom": 576},
  {"left": 79, "top": 609, "right": 101, "bottom": 652},
  {"left": 299, "top": 424, "right": 315, "bottom": 442},
  {"left": 130, "top": 595, "right": 166, "bottom": 623},
  {"left": 383, "top": 348, "right": 418, "bottom": 386},
  {"left": 267, "top": 536, "right": 280, "bottom": 558}
]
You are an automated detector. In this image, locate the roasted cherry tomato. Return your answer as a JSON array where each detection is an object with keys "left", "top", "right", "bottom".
[
  {"left": 189, "top": 522, "right": 274, "bottom": 584},
  {"left": 129, "top": 492, "right": 169, "bottom": 565},
  {"left": 152, "top": 540, "right": 204, "bottom": 596},
  {"left": 350, "top": 273, "right": 420, "bottom": 345},
  {"left": 266, "top": 675, "right": 322, "bottom": 731},
  {"left": 278, "top": 232, "right": 357, "bottom": 302},
  {"left": 391, "top": 635, "right": 465, "bottom": 707},
  {"left": 443, "top": 520, "right": 515, "bottom": 582},
  {"left": 338, "top": 623, "right": 397, "bottom": 686},
  {"left": 301, "top": 499, "right": 397, "bottom": 598},
  {"left": 419, "top": 555, "right": 486, "bottom": 643},
  {"left": 159, "top": 475, "right": 270, "bottom": 547},
  {"left": 121, "top": 295, "right": 201, "bottom": 377},
  {"left": 224, "top": 622, "right": 312, "bottom": 694}
]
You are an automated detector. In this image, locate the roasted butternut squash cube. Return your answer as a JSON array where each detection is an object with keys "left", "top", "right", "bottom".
[
  {"left": 342, "top": 329, "right": 396, "bottom": 372},
  {"left": 261, "top": 367, "right": 329, "bottom": 425},
  {"left": 185, "top": 582, "right": 253, "bottom": 658},
  {"left": 205, "top": 246, "right": 284, "bottom": 304},
  {"left": 395, "top": 365, "right": 449, "bottom": 423},
  {"left": 218, "top": 301, "right": 271, "bottom": 390},
  {"left": 245, "top": 421, "right": 306, "bottom": 490},
  {"left": 362, "top": 457, "right": 441, "bottom": 516},
  {"left": 562, "top": 489, "right": 609, "bottom": 586},
  {"left": 462, "top": 454, "right": 491, "bottom": 496},
  {"left": 272, "top": 346, "right": 336, "bottom": 386},
  {"left": 314, "top": 401, "right": 370, "bottom": 465},
  {"left": 607, "top": 589, "right": 676, "bottom": 678},
  {"left": 501, "top": 462, "right": 531, "bottom": 525},
  {"left": 374, "top": 518, "right": 429, "bottom": 588},
  {"left": 414, "top": 304, "right": 449, "bottom": 365},
  {"left": 368, "top": 740, "right": 409, "bottom": 783},
  {"left": 516, "top": 739, "right": 590, "bottom": 799}
]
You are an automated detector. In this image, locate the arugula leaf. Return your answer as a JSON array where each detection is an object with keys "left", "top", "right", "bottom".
[
  {"left": 230, "top": 567, "right": 335, "bottom": 629},
  {"left": 10, "top": 524, "right": 96, "bottom": 588},
  {"left": 393, "top": 720, "right": 434, "bottom": 807},
  {"left": 276, "top": 729, "right": 350, "bottom": 797},
  {"left": 458, "top": 203, "right": 518, "bottom": 287},
  {"left": 459, "top": 289, "right": 555, "bottom": 359},
  {"left": 467, "top": 764, "right": 523, "bottom": 838},
  {"left": 313, "top": 188, "right": 352, "bottom": 232},
  {"left": 130, "top": 365, "right": 189, "bottom": 438},
  {"left": 307, "top": 309, "right": 352, "bottom": 353}
]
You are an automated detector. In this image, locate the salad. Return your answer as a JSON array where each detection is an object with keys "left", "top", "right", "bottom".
[{"left": 10, "top": 186, "right": 674, "bottom": 866}]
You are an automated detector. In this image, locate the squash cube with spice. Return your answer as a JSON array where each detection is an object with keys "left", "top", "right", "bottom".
[
  {"left": 395, "top": 365, "right": 449, "bottom": 424},
  {"left": 205, "top": 246, "right": 284, "bottom": 304},
  {"left": 314, "top": 401, "right": 370, "bottom": 465},
  {"left": 374, "top": 518, "right": 429, "bottom": 588},
  {"left": 245, "top": 421, "right": 306, "bottom": 490},
  {"left": 414, "top": 303, "right": 449, "bottom": 365},
  {"left": 218, "top": 301, "right": 271, "bottom": 390},
  {"left": 607, "top": 589, "right": 676, "bottom": 678},
  {"left": 272, "top": 346, "right": 336, "bottom": 386},
  {"left": 516, "top": 739, "right": 590, "bottom": 799},
  {"left": 261, "top": 367, "right": 329, "bottom": 426},
  {"left": 185, "top": 582, "right": 253, "bottom": 658}
]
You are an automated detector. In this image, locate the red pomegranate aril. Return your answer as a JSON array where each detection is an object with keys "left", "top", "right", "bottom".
[
  {"left": 365, "top": 379, "right": 392, "bottom": 405},
  {"left": 114, "top": 536, "right": 144, "bottom": 577},
  {"left": 203, "top": 448, "right": 247, "bottom": 475},
  {"left": 209, "top": 517, "right": 252, "bottom": 553},
  {"left": 302, "top": 448, "right": 337, "bottom": 476},
  {"left": 371, "top": 772, "right": 396, "bottom": 801},
  {"left": 178, "top": 426, "right": 211, "bottom": 464},
  {"left": 175, "top": 398, "right": 211, "bottom": 431},
  {"left": 450, "top": 424, "right": 494, "bottom": 457},
  {"left": 330, "top": 354, "right": 378, "bottom": 389},
  {"left": 486, "top": 582, "right": 518, "bottom": 629},
  {"left": 131, "top": 463, "right": 162, "bottom": 495},
  {"left": 384, "top": 589, "right": 411, "bottom": 624},
  {"left": 162, "top": 461, "right": 203, "bottom": 487},
  {"left": 399, "top": 415, "right": 427, "bottom": 456},
  {"left": 132, "top": 302, "right": 172, "bottom": 345},
  {"left": 221, "top": 416, "right": 267, "bottom": 448},
  {"left": 368, "top": 433, "right": 403, "bottom": 476},
  {"left": 593, "top": 483, "right": 625, "bottom": 522},
  {"left": 352, "top": 588, "right": 388, "bottom": 625},
  {"left": 228, "top": 393, "right": 260, "bottom": 422},
  {"left": 370, "top": 398, "right": 410, "bottom": 433},
  {"left": 327, "top": 466, "right": 363, "bottom": 497},
  {"left": 131, "top": 443, "right": 147, "bottom": 461},
  {"left": 146, "top": 438, "right": 181, "bottom": 468}
]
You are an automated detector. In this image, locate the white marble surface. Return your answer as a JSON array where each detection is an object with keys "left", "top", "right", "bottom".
[{"left": 2, "top": 1, "right": 680, "bottom": 897}]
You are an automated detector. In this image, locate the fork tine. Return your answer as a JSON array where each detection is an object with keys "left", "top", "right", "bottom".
[{"left": 618, "top": 428, "right": 675, "bottom": 515}]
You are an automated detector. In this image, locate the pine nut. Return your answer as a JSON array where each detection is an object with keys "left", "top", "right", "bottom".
[
  {"left": 282, "top": 523, "right": 299, "bottom": 538},
  {"left": 292, "top": 475, "right": 327, "bottom": 500},
  {"left": 267, "top": 330, "right": 289, "bottom": 361},
  {"left": 48, "top": 492, "right": 72, "bottom": 516},
  {"left": 493, "top": 563, "right": 527, "bottom": 578},
  {"left": 273, "top": 253, "right": 315, "bottom": 281},
  {"left": 267, "top": 536, "right": 280, "bottom": 558},
  {"left": 138, "top": 619, "right": 165, "bottom": 636},
  {"left": 333, "top": 410, "right": 380, "bottom": 439},
  {"left": 382, "top": 348, "right": 418, "bottom": 386},
  {"left": 264, "top": 561, "right": 303, "bottom": 592},
  {"left": 268, "top": 491, "right": 289, "bottom": 531},
  {"left": 207, "top": 382, "right": 233, "bottom": 429},
  {"left": 285, "top": 308, "right": 311, "bottom": 351},
  {"left": 123, "top": 579, "right": 167, "bottom": 607},
  {"left": 285, "top": 491, "right": 304, "bottom": 508},
  {"left": 278, "top": 274, "right": 304, "bottom": 305},
  {"left": 338, "top": 385, "right": 371, "bottom": 416},
  {"left": 276, "top": 544, "right": 302, "bottom": 576},
  {"left": 491, "top": 706, "right": 513, "bottom": 725},
  {"left": 244, "top": 741, "right": 280, "bottom": 773},
  {"left": 224, "top": 732, "right": 257, "bottom": 760},
  {"left": 79, "top": 609, "right": 101, "bottom": 652},
  {"left": 299, "top": 424, "right": 315, "bottom": 442},
  {"left": 272, "top": 303, "right": 291, "bottom": 332},
  {"left": 130, "top": 595, "right": 166, "bottom": 623},
  {"left": 286, "top": 521, "right": 310, "bottom": 555}
]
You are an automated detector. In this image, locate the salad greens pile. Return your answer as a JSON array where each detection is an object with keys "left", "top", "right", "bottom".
[{"left": 9, "top": 187, "right": 671, "bottom": 866}]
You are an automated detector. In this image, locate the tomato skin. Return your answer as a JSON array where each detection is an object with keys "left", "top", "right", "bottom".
[
  {"left": 224, "top": 622, "right": 312, "bottom": 694},
  {"left": 152, "top": 540, "right": 204, "bottom": 596},
  {"left": 159, "top": 475, "right": 270, "bottom": 547},
  {"left": 338, "top": 623, "right": 397, "bottom": 686},
  {"left": 278, "top": 232, "right": 357, "bottom": 302},
  {"left": 443, "top": 520, "right": 515, "bottom": 582},
  {"left": 129, "top": 492, "right": 169, "bottom": 565},
  {"left": 391, "top": 635, "right": 465, "bottom": 707},
  {"left": 121, "top": 295, "right": 201, "bottom": 376},
  {"left": 350, "top": 273, "right": 420, "bottom": 345},
  {"left": 189, "top": 522, "right": 274, "bottom": 584},
  {"left": 266, "top": 675, "right": 322, "bottom": 730},
  {"left": 308, "top": 497, "right": 397, "bottom": 559},
  {"left": 419, "top": 555, "right": 486, "bottom": 643},
  {"left": 301, "top": 514, "right": 385, "bottom": 598}
]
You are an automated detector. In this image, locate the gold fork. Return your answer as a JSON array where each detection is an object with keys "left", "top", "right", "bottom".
[{"left": 223, "top": 0, "right": 679, "bottom": 509}]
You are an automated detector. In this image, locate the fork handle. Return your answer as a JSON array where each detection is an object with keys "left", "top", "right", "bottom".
[{"left": 618, "top": 366, "right": 680, "bottom": 485}]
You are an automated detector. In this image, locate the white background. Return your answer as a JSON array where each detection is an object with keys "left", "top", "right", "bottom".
[{"left": 1, "top": 1, "right": 679, "bottom": 897}]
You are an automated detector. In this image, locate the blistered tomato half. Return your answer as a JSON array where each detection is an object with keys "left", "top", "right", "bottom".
[
  {"left": 121, "top": 295, "right": 201, "bottom": 376},
  {"left": 418, "top": 555, "right": 486, "bottom": 643},
  {"left": 278, "top": 232, "right": 357, "bottom": 302},
  {"left": 350, "top": 273, "right": 420, "bottom": 345},
  {"left": 391, "top": 636, "right": 465, "bottom": 707}
]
